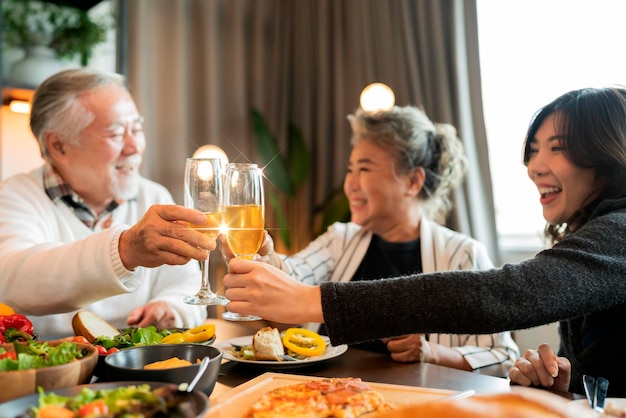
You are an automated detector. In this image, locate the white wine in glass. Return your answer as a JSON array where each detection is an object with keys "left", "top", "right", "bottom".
[
  {"left": 224, "top": 205, "right": 264, "bottom": 260},
  {"left": 222, "top": 162, "right": 264, "bottom": 321},
  {"left": 183, "top": 157, "right": 228, "bottom": 306}
]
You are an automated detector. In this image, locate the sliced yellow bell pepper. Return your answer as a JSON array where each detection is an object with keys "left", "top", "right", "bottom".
[
  {"left": 181, "top": 323, "right": 215, "bottom": 343},
  {"left": 282, "top": 328, "right": 326, "bottom": 357},
  {"left": 160, "top": 332, "right": 185, "bottom": 344},
  {"left": 160, "top": 324, "right": 215, "bottom": 344}
]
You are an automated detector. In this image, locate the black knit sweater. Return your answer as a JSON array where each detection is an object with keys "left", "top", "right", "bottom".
[{"left": 321, "top": 198, "right": 626, "bottom": 396}]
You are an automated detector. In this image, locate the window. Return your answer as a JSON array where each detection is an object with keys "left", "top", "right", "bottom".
[{"left": 476, "top": 0, "right": 626, "bottom": 255}]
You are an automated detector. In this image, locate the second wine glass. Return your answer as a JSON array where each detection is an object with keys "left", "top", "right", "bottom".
[
  {"left": 222, "top": 162, "right": 264, "bottom": 321},
  {"left": 183, "top": 157, "right": 228, "bottom": 306}
]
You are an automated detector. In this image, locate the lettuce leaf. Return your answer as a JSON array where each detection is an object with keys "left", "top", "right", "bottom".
[{"left": 0, "top": 341, "right": 86, "bottom": 371}]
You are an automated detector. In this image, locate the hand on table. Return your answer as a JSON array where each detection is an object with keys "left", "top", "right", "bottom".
[
  {"left": 119, "top": 204, "right": 216, "bottom": 270},
  {"left": 127, "top": 300, "right": 177, "bottom": 329},
  {"left": 383, "top": 334, "right": 477, "bottom": 372},
  {"left": 508, "top": 343, "right": 571, "bottom": 392},
  {"left": 382, "top": 334, "right": 434, "bottom": 363}
]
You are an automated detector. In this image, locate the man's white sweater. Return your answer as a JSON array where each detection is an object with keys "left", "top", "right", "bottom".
[{"left": 0, "top": 167, "right": 206, "bottom": 338}]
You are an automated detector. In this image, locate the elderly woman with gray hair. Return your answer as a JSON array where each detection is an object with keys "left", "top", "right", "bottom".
[{"left": 246, "top": 105, "right": 519, "bottom": 377}]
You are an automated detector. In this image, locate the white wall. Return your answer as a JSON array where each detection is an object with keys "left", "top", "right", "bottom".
[
  {"left": 0, "top": 105, "right": 44, "bottom": 180},
  {"left": 513, "top": 323, "right": 560, "bottom": 355}
]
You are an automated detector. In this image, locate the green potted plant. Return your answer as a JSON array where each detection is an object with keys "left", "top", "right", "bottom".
[
  {"left": 2, "top": 0, "right": 114, "bottom": 84},
  {"left": 251, "top": 109, "right": 351, "bottom": 251}
]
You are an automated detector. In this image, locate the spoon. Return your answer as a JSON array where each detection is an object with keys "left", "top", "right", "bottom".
[{"left": 177, "top": 356, "right": 210, "bottom": 393}]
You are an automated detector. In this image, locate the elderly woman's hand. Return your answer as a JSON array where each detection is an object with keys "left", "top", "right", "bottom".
[
  {"left": 220, "top": 231, "right": 286, "bottom": 271},
  {"left": 382, "top": 334, "right": 434, "bottom": 363},
  {"left": 223, "top": 258, "right": 323, "bottom": 324},
  {"left": 508, "top": 343, "right": 571, "bottom": 392}
]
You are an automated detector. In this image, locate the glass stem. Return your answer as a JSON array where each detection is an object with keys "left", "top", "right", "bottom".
[{"left": 200, "top": 251, "right": 211, "bottom": 294}]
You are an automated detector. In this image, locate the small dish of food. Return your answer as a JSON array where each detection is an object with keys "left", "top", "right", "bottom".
[
  {"left": 215, "top": 327, "right": 347, "bottom": 369},
  {"left": 0, "top": 339, "right": 98, "bottom": 403},
  {"left": 104, "top": 344, "right": 223, "bottom": 396},
  {"left": 70, "top": 310, "right": 217, "bottom": 380}
]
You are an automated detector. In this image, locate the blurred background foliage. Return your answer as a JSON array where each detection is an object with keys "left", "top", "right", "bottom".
[{"left": 251, "top": 109, "right": 350, "bottom": 251}]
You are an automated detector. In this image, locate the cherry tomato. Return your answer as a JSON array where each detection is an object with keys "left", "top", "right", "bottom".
[
  {"left": 106, "top": 347, "right": 120, "bottom": 354},
  {"left": 70, "top": 336, "right": 91, "bottom": 345},
  {"left": 0, "top": 351, "right": 17, "bottom": 360},
  {"left": 95, "top": 345, "right": 108, "bottom": 355},
  {"left": 77, "top": 401, "right": 108, "bottom": 417}
]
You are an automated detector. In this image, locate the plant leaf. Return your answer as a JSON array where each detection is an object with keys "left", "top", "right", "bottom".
[
  {"left": 267, "top": 191, "right": 291, "bottom": 249},
  {"left": 251, "top": 109, "right": 294, "bottom": 196},
  {"left": 316, "top": 189, "right": 351, "bottom": 236},
  {"left": 287, "top": 122, "right": 310, "bottom": 187}
]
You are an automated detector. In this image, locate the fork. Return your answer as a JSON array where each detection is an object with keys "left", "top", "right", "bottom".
[
  {"left": 583, "top": 374, "right": 609, "bottom": 413},
  {"left": 230, "top": 343, "right": 298, "bottom": 361}
]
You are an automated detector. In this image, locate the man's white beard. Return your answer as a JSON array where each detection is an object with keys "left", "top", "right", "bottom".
[
  {"left": 111, "top": 155, "right": 142, "bottom": 200},
  {"left": 113, "top": 171, "right": 140, "bottom": 200}
]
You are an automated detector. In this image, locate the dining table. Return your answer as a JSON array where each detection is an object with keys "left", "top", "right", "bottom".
[
  {"left": 206, "top": 319, "right": 513, "bottom": 402},
  {"left": 212, "top": 345, "right": 513, "bottom": 399}
]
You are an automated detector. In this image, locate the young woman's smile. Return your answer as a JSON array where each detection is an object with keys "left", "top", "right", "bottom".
[{"left": 527, "top": 113, "right": 598, "bottom": 226}]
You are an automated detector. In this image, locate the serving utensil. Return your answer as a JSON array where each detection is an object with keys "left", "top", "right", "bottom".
[
  {"left": 438, "top": 390, "right": 475, "bottom": 401},
  {"left": 178, "top": 356, "right": 210, "bottom": 393},
  {"left": 583, "top": 374, "right": 609, "bottom": 413}
]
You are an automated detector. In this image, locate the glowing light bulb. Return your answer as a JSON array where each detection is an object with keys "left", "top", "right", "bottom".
[
  {"left": 8, "top": 100, "right": 31, "bottom": 114},
  {"left": 196, "top": 161, "right": 215, "bottom": 181},
  {"left": 359, "top": 83, "right": 395, "bottom": 112},
  {"left": 192, "top": 145, "right": 229, "bottom": 168}
]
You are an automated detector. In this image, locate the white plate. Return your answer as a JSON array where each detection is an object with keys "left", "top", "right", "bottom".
[{"left": 215, "top": 335, "right": 347, "bottom": 369}]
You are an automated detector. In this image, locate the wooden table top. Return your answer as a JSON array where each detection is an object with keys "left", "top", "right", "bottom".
[
  {"left": 206, "top": 319, "right": 513, "bottom": 400},
  {"left": 211, "top": 346, "right": 512, "bottom": 399}
]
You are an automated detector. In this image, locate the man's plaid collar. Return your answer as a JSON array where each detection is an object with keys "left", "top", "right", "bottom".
[{"left": 43, "top": 163, "right": 123, "bottom": 229}]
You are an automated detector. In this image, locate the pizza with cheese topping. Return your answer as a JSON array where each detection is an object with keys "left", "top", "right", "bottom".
[{"left": 245, "top": 377, "right": 393, "bottom": 418}]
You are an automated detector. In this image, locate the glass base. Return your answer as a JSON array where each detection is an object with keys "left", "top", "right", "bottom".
[
  {"left": 222, "top": 311, "right": 262, "bottom": 321},
  {"left": 184, "top": 292, "right": 229, "bottom": 306}
]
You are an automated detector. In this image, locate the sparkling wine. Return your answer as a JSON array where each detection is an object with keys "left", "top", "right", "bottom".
[
  {"left": 187, "top": 211, "right": 222, "bottom": 238},
  {"left": 224, "top": 204, "right": 264, "bottom": 259}
]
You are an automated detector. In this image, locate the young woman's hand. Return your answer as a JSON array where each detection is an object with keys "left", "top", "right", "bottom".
[
  {"left": 223, "top": 258, "right": 323, "bottom": 324},
  {"left": 508, "top": 343, "right": 571, "bottom": 392}
]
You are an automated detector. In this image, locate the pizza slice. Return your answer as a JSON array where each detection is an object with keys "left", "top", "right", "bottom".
[{"left": 245, "top": 377, "right": 393, "bottom": 418}]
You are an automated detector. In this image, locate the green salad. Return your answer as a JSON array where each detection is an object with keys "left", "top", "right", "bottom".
[
  {"left": 32, "top": 384, "right": 199, "bottom": 418},
  {"left": 93, "top": 325, "right": 181, "bottom": 350},
  {"left": 0, "top": 341, "right": 89, "bottom": 372}
]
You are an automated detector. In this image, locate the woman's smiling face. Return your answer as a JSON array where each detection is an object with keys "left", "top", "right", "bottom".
[
  {"left": 526, "top": 113, "right": 599, "bottom": 226},
  {"left": 343, "top": 140, "right": 419, "bottom": 235}
]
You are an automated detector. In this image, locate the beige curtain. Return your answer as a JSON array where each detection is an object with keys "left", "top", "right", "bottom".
[{"left": 126, "top": 0, "right": 501, "bottom": 264}]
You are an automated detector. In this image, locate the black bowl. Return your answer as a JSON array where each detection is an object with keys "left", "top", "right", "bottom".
[
  {"left": 104, "top": 344, "right": 222, "bottom": 396},
  {"left": 92, "top": 329, "right": 216, "bottom": 380}
]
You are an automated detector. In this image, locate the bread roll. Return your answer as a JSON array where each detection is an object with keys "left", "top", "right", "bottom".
[
  {"left": 252, "top": 327, "right": 284, "bottom": 361},
  {"left": 378, "top": 387, "right": 595, "bottom": 418},
  {"left": 72, "top": 310, "right": 119, "bottom": 343}
]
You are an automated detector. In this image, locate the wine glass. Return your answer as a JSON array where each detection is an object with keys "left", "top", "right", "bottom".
[
  {"left": 183, "top": 157, "right": 228, "bottom": 306},
  {"left": 222, "top": 162, "right": 265, "bottom": 321}
]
